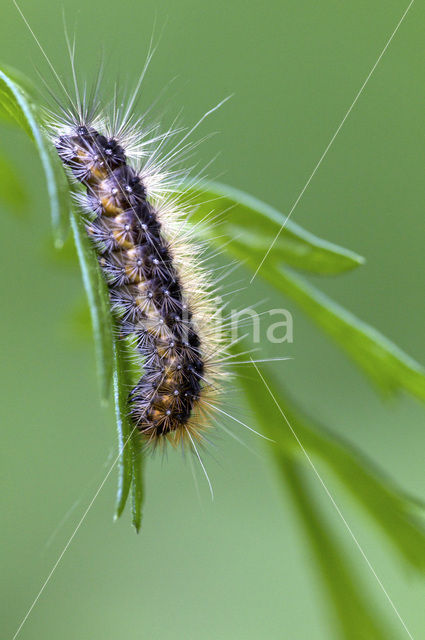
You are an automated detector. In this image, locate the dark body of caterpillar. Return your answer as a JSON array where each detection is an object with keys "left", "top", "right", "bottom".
[{"left": 56, "top": 125, "right": 204, "bottom": 443}]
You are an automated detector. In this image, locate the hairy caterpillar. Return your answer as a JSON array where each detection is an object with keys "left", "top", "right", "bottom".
[{"left": 50, "top": 98, "right": 230, "bottom": 457}]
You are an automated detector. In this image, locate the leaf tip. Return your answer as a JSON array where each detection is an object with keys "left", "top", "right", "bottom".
[
  {"left": 113, "top": 508, "right": 124, "bottom": 523},
  {"left": 340, "top": 249, "right": 366, "bottom": 272},
  {"left": 114, "top": 502, "right": 124, "bottom": 521},
  {"left": 114, "top": 486, "right": 131, "bottom": 522},
  {"left": 354, "top": 253, "right": 366, "bottom": 266},
  {"left": 132, "top": 517, "right": 142, "bottom": 534},
  {"left": 133, "top": 511, "right": 142, "bottom": 534}
]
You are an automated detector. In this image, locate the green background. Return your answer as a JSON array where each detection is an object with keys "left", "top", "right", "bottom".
[{"left": 1, "top": 0, "right": 424, "bottom": 638}]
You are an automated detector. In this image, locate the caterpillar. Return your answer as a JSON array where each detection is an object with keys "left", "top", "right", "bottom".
[{"left": 50, "top": 99, "right": 229, "bottom": 457}]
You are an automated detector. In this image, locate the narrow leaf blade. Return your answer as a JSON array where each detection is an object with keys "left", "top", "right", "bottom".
[
  {"left": 269, "top": 267, "right": 425, "bottom": 401},
  {"left": 113, "top": 338, "right": 133, "bottom": 519},
  {"left": 131, "top": 435, "right": 144, "bottom": 533},
  {"left": 0, "top": 67, "right": 70, "bottom": 246},
  {"left": 113, "top": 333, "right": 145, "bottom": 528},
  {"left": 184, "top": 181, "right": 365, "bottom": 275}
]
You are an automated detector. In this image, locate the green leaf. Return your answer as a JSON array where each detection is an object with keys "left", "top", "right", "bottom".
[
  {"left": 70, "top": 210, "right": 113, "bottom": 402},
  {"left": 266, "top": 267, "right": 425, "bottom": 401},
  {"left": 0, "top": 75, "right": 32, "bottom": 135},
  {"left": 113, "top": 333, "right": 145, "bottom": 530},
  {"left": 131, "top": 433, "right": 144, "bottom": 533},
  {"left": 278, "top": 456, "right": 394, "bottom": 640},
  {"left": 238, "top": 362, "right": 425, "bottom": 572},
  {"left": 113, "top": 338, "right": 133, "bottom": 520},
  {"left": 0, "top": 152, "right": 27, "bottom": 212},
  {"left": 0, "top": 67, "right": 70, "bottom": 246},
  {"left": 184, "top": 181, "right": 365, "bottom": 275}
]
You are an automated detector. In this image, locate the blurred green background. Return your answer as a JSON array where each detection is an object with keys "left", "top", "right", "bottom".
[{"left": 1, "top": 0, "right": 425, "bottom": 638}]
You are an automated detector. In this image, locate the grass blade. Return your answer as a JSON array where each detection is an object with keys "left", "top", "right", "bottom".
[
  {"left": 113, "top": 338, "right": 133, "bottom": 519},
  {"left": 131, "top": 434, "right": 144, "bottom": 533},
  {"left": 268, "top": 267, "right": 425, "bottom": 401},
  {"left": 0, "top": 67, "right": 70, "bottom": 246},
  {"left": 184, "top": 182, "right": 365, "bottom": 275},
  {"left": 113, "top": 334, "right": 145, "bottom": 529}
]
